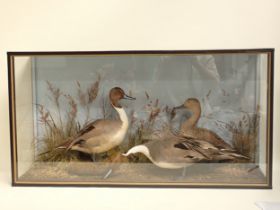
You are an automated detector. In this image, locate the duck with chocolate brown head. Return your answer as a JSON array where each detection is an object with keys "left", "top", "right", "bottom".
[
  {"left": 59, "top": 87, "right": 136, "bottom": 158},
  {"left": 109, "top": 87, "right": 135, "bottom": 108}
]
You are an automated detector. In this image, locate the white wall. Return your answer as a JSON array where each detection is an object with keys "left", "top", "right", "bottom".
[{"left": 0, "top": 0, "right": 279, "bottom": 210}]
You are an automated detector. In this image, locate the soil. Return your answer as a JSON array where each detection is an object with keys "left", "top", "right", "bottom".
[{"left": 19, "top": 161, "right": 266, "bottom": 186}]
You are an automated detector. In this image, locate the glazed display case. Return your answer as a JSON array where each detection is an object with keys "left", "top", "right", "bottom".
[{"left": 8, "top": 49, "right": 274, "bottom": 188}]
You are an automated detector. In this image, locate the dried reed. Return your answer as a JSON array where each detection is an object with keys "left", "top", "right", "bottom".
[
  {"left": 227, "top": 112, "right": 260, "bottom": 162},
  {"left": 76, "top": 74, "right": 101, "bottom": 124},
  {"left": 36, "top": 78, "right": 101, "bottom": 162},
  {"left": 46, "top": 81, "right": 63, "bottom": 130}
]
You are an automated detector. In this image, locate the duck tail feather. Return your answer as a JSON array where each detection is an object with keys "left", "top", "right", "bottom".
[
  {"left": 230, "top": 153, "right": 250, "bottom": 160},
  {"left": 39, "top": 138, "right": 75, "bottom": 156}
]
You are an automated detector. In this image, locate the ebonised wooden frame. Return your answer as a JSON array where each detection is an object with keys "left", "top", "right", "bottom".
[{"left": 7, "top": 49, "right": 274, "bottom": 188}]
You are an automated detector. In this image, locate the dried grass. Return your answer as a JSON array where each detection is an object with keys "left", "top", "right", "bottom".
[
  {"left": 203, "top": 90, "right": 259, "bottom": 162},
  {"left": 36, "top": 77, "right": 101, "bottom": 162},
  {"left": 76, "top": 74, "right": 101, "bottom": 124},
  {"left": 227, "top": 111, "right": 260, "bottom": 162}
]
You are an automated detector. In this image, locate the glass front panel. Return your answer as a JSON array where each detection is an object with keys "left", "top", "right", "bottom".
[{"left": 10, "top": 51, "right": 272, "bottom": 187}]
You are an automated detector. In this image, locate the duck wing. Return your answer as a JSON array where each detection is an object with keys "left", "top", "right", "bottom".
[
  {"left": 77, "top": 120, "right": 98, "bottom": 136},
  {"left": 62, "top": 119, "right": 121, "bottom": 150},
  {"left": 175, "top": 139, "right": 249, "bottom": 162},
  {"left": 174, "top": 139, "right": 212, "bottom": 160},
  {"left": 147, "top": 139, "right": 209, "bottom": 164},
  {"left": 182, "top": 128, "right": 233, "bottom": 150}
]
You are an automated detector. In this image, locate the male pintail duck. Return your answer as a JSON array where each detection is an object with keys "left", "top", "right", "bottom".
[
  {"left": 60, "top": 87, "right": 135, "bottom": 158},
  {"left": 123, "top": 138, "right": 208, "bottom": 170},
  {"left": 172, "top": 98, "right": 232, "bottom": 150},
  {"left": 123, "top": 135, "right": 248, "bottom": 175}
]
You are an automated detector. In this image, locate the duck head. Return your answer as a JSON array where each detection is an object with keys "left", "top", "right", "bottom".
[
  {"left": 183, "top": 98, "right": 201, "bottom": 110},
  {"left": 122, "top": 145, "right": 150, "bottom": 158},
  {"left": 171, "top": 98, "right": 201, "bottom": 119},
  {"left": 109, "top": 87, "right": 136, "bottom": 108}
]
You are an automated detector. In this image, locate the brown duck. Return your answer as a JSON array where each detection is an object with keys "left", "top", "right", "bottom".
[{"left": 172, "top": 98, "right": 232, "bottom": 150}]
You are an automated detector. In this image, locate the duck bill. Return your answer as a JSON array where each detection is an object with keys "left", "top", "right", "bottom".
[
  {"left": 171, "top": 104, "right": 185, "bottom": 119},
  {"left": 123, "top": 94, "right": 136, "bottom": 100},
  {"left": 173, "top": 104, "right": 185, "bottom": 110}
]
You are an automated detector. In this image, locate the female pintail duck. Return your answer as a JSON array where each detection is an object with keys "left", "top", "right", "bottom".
[
  {"left": 123, "top": 136, "right": 248, "bottom": 175},
  {"left": 60, "top": 87, "right": 135, "bottom": 158},
  {"left": 172, "top": 98, "right": 232, "bottom": 150}
]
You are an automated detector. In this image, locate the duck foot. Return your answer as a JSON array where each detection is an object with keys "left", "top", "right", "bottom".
[
  {"left": 91, "top": 154, "right": 96, "bottom": 162},
  {"left": 176, "top": 168, "right": 187, "bottom": 180},
  {"left": 171, "top": 168, "right": 187, "bottom": 181},
  {"left": 181, "top": 167, "right": 187, "bottom": 177},
  {"left": 103, "top": 169, "right": 113, "bottom": 179}
]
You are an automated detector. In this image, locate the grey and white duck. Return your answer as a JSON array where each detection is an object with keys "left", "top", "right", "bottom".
[
  {"left": 60, "top": 87, "right": 135, "bottom": 157},
  {"left": 123, "top": 135, "right": 248, "bottom": 175},
  {"left": 123, "top": 121, "right": 248, "bottom": 175},
  {"left": 123, "top": 138, "right": 208, "bottom": 170}
]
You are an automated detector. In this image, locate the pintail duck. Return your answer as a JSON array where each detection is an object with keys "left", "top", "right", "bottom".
[
  {"left": 172, "top": 98, "right": 232, "bottom": 150},
  {"left": 123, "top": 139, "right": 207, "bottom": 170},
  {"left": 123, "top": 135, "right": 248, "bottom": 174},
  {"left": 60, "top": 87, "right": 135, "bottom": 157}
]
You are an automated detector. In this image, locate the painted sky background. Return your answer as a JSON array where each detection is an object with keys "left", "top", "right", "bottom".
[{"left": 33, "top": 53, "right": 267, "bottom": 145}]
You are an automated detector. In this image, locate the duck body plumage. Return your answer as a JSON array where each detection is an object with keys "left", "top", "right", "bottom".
[
  {"left": 124, "top": 132, "right": 248, "bottom": 170},
  {"left": 124, "top": 138, "right": 208, "bottom": 169},
  {"left": 176, "top": 98, "right": 233, "bottom": 150},
  {"left": 181, "top": 127, "right": 232, "bottom": 150},
  {"left": 67, "top": 118, "right": 127, "bottom": 154},
  {"left": 59, "top": 87, "right": 134, "bottom": 156}
]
